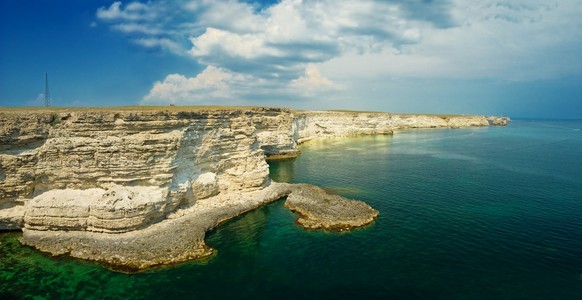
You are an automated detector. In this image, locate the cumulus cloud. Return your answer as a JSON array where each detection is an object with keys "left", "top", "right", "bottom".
[
  {"left": 97, "top": 1, "right": 438, "bottom": 77},
  {"left": 142, "top": 65, "right": 288, "bottom": 105},
  {"left": 143, "top": 66, "right": 237, "bottom": 104},
  {"left": 290, "top": 65, "right": 336, "bottom": 93},
  {"left": 96, "top": 0, "right": 582, "bottom": 104},
  {"left": 189, "top": 27, "right": 282, "bottom": 59},
  {"left": 186, "top": 0, "right": 264, "bottom": 33},
  {"left": 181, "top": 0, "right": 437, "bottom": 80},
  {"left": 142, "top": 64, "right": 338, "bottom": 105}
]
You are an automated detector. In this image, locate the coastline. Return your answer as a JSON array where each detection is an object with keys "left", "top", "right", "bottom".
[{"left": 0, "top": 107, "right": 508, "bottom": 270}]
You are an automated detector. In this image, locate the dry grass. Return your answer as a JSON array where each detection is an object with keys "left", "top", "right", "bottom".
[
  {"left": 296, "top": 109, "right": 479, "bottom": 118},
  {"left": 0, "top": 106, "right": 480, "bottom": 118},
  {"left": 0, "top": 105, "right": 285, "bottom": 113}
]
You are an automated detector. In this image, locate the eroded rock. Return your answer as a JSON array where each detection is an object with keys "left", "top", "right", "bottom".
[
  {"left": 192, "top": 172, "right": 219, "bottom": 200},
  {"left": 24, "top": 185, "right": 168, "bottom": 233},
  {"left": 20, "top": 182, "right": 293, "bottom": 271},
  {"left": 0, "top": 205, "right": 25, "bottom": 230},
  {"left": 285, "top": 184, "right": 379, "bottom": 231},
  {"left": 487, "top": 116, "right": 511, "bottom": 126}
]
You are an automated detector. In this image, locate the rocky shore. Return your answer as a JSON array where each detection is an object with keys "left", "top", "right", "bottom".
[
  {"left": 21, "top": 182, "right": 292, "bottom": 271},
  {"left": 487, "top": 116, "right": 511, "bottom": 126},
  {"left": 0, "top": 106, "right": 508, "bottom": 270},
  {"left": 19, "top": 182, "right": 379, "bottom": 271},
  {"left": 285, "top": 184, "right": 379, "bottom": 231}
]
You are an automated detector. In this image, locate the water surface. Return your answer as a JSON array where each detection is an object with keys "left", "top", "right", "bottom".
[{"left": 2, "top": 120, "right": 582, "bottom": 299}]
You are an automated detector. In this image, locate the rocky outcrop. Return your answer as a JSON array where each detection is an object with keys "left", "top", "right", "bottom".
[
  {"left": 285, "top": 184, "right": 379, "bottom": 231},
  {"left": 0, "top": 107, "right": 506, "bottom": 270},
  {"left": 253, "top": 109, "right": 299, "bottom": 159},
  {"left": 21, "top": 182, "right": 293, "bottom": 271},
  {"left": 24, "top": 186, "right": 168, "bottom": 233},
  {"left": 487, "top": 116, "right": 511, "bottom": 126}
]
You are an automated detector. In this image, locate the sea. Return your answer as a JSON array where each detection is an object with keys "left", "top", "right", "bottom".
[{"left": 1, "top": 119, "right": 582, "bottom": 299}]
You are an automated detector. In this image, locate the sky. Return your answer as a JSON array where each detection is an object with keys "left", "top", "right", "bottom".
[{"left": 1, "top": 0, "right": 581, "bottom": 118}]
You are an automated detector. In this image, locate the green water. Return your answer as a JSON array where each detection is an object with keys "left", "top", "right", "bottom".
[{"left": 2, "top": 120, "right": 582, "bottom": 299}]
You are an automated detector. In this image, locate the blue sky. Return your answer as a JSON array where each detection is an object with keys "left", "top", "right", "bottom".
[{"left": 1, "top": 0, "right": 581, "bottom": 118}]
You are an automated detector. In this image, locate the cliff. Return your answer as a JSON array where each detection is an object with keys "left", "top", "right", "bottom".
[
  {"left": 0, "top": 107, "right": 501, "bottom": 270},
  {"left": 1, "top": 108, "right": 277, "bottom": 233},
  {"left": 294, "top": 111, "right": 489, "bottom": 144}
]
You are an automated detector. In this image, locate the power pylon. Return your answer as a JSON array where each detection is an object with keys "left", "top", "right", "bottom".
[{"left": 44, "top": 72, "right": 50, "bottom": 107}]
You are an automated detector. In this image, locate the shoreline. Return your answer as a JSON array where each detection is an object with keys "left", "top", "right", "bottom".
[
  {"left": 0, "top": 107, "right": 508, "bottom": 270},
  {"left": 19, "top": 182, "right": 378, "bottom": 272}
]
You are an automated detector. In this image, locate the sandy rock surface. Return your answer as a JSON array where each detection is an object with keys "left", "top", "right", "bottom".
[{"left": 285, "top": 184, "right": 379, "bottom": 231}]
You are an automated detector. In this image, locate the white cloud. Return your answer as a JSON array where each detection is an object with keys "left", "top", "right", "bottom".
[
  {"left": 320, "top": 0, "right": 582, "bottom": 81},
  {"left": 97, "top": 0, "right": 432, "bottom": 76},
  {"left": 142, "top": 66, "right": 260, "bottom": 104},
  {"left": 132, "top": 37, "right": 183, "bottom": 54},
  {"left": 143, "top": 64, "right": 339, "bottom": 104},
  {"left": 96, "top": 2, "right": 122, "bottom": 20},
  {"left": 112, "top": 23, "right": 163, "bottom": 35},
  {"left": 189, "top": 27, "right": 282, "bottom": 59},
  {"left": 96, "top": 1, "right": 157, "bottom": 21},
  {"left": 442, "top": 0, "right": 582, "bottom": 80},
  {"left": 290, "top": 65, "right": 336, "bottom": 92},
  {"left": 183, "top": 0, "right": 431, "bottom": 76},
  {"left": 189, "top": 0, "right": 264, "bottom": 33},
  {"left": 96, "top": 0, "right": 582, "bottom": 106}
]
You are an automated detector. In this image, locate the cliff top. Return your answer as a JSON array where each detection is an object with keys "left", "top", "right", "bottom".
[
  {"left": 0, "top": 106, "right": 483, "bottom": 118},
  {"left": 0, "top": 106, "right": 287, "bottom": 113}
]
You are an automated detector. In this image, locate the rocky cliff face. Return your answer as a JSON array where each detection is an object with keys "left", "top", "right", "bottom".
[
  {"left": 0, "top": 107, "right": 502, "bottom": 269},
  {"left": 293, "top": 111, "right": 489, "bottom": 144},
  {"left": 1, "top": 108, "right": 278, "bottom": 232}
]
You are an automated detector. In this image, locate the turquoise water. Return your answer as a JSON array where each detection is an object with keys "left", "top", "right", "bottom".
[{"left": 2, "top": 120, "right": 582, "bottom": 299}]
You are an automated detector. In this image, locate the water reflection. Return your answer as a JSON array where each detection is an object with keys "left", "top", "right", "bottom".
[
  {"left": 300, "top": 135, "right": 392, "bottom": 156},
  {"left": 4, "top": 122, "right": 582, "bottom": 299},
  {"left": 206, "top": 206, "right": 270, "bottom": 259},
  {"left": 268, "top": 159, "right": 295, "bottom": 183},
  {"left": 268, "top": 135, "right": 393, "bottom": 201}
]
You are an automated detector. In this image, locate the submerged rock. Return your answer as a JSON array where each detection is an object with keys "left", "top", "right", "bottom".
[{"left": 285, "top": 184, "right": 379, "bottom": 231}]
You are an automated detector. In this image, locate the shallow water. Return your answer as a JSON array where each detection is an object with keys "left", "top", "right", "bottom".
[{"left": 2, "top": 120, "right": 582, "bottom": 299}]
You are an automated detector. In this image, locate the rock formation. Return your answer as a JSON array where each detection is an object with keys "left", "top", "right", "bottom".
[
  {"left": 487, "top": 116, "right": 511, "bottom": 126},
  {"left": 0, "top": 107, "right": 506, "bottom": 270},
  {"left": 285, "top": 184, "right": 379, "bottom": 231}
]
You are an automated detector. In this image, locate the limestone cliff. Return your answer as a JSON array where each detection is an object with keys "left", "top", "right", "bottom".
[
  {"left": 293, "top": 111, "right": 489, "bottom": 144},
  {"left": 1, "top": 108, "right": 277, "bottom": 233},
  {"left": 0, "top": 107, "right": 504, "bottom": 270}
]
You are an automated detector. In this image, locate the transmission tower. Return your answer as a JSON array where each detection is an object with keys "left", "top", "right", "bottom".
[{"left": 44, "top": 72, "right": 50, "bottom": 107}]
